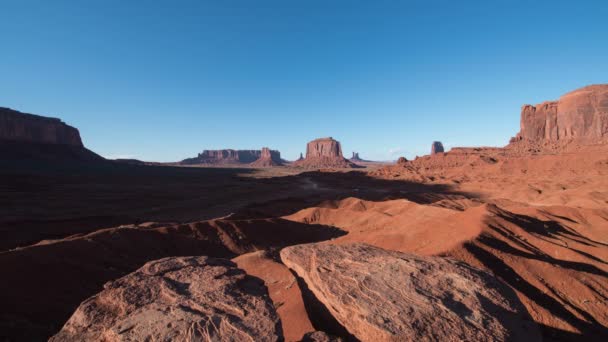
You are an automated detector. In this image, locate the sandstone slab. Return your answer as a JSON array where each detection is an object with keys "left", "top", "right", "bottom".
[
  {"left": 281, "top": 243, "right": 540, "bottom": 342},
  {"left": 51, "top": 256, "right": 282, "bottom": 341}
]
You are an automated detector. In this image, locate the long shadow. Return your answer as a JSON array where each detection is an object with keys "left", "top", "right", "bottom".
[
  {"left": 464, "top": 242, "right": 608, "bottom": 341},
  {"left": 234, "top": 170, "right": 480, "bottom": 218}
]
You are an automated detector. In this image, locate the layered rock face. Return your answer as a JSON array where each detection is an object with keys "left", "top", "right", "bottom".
[
  {"left": 251, "top": 147, "right": 284, "bottom": 167},
  {"left": 431, "top": 141, "right": 444, "bottom": 154},
  {"left": 51, "top": 256, "right": 281, "bottom": 341},
  {"left": 281, "top": 243, "right": 540, "bottom": 342},
  {"left": 0, "top": 107, "right": 83, "bottom": 146},
  {"left": 293, "top": 137, "right": 356, "bottom": 168},
  {"left": 515, "top": 84, "right": 608, "bottom": 142},
  {"left": 181, "top": 148, "right": 281, "bottom": 165}
]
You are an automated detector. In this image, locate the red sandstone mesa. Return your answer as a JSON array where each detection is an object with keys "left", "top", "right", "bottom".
[
  {"left": 181, "top": 148, "right": 281, "bottom": 165},
  {"left": 0, "top": 107, "right": 83, "bottom": 146}
]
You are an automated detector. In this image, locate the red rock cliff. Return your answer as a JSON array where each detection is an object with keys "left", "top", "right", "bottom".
[
  {"left": 516, "top": 84, "right": 608, "bottom": 142},
  {"left": 0, "top": 107, "right": 83, "bottom": 147}
]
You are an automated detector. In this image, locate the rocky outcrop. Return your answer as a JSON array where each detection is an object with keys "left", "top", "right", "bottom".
[
  {"left": 293, "top": 137, "right": 357, "bottom": 168},
  {"left": 0, "top": 107, "right": 83, "bottom": 146},
  {"left": 297, "top": 153, "right": 304, "bottom": 161},
  {"left": 397, "top": 156, "right": 408, "bottom": 164},
  {"left": 251, "top": 147, "right": 284, "bottom": 167},
  {"left": 514, "top": 84, "right": 608, "bottom": 142},
  {"left": 281, "top": 243, "right": 540, "bottom": 342},
  {"left": 51, "top": 256, "right": 282, "bottom": 341},
  {"left": 431, "top": 141, "right": 444, "bottom": 154}
]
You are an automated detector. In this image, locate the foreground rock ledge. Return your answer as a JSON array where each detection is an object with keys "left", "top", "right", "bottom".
[
  {"left": 51, "top": 256, "right": 282, "bottom": 341},
  {"left": 281, "top": 243, "right": 541, "bottom": 342}
]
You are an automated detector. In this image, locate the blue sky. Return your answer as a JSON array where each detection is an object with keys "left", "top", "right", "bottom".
[{"left": 1, "top": 0, "right": 607, "bottom": 161}]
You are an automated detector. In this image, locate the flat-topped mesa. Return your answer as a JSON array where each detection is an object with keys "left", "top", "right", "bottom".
[
  {"left": 293, "top": 137, "right": 357, "bottom": 168},
  {"left": 431, "top": 141, "right": 444, "bottom": 155},
  {"left": 250, "top": 147, "right": 283, "bottom": 167},
  {"left": 0, "top": 107, "right": 83, "bottom": 147},
  {"left": 181, "top": 149, "right": 280, "bottom": 165},
  {"left": 514, "top": 84, "right": 608, "bottom": 143}
]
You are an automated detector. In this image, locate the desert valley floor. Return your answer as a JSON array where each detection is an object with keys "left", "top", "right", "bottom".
[{"left": 1, "top": 139, "right": 607, "bottom": 341}]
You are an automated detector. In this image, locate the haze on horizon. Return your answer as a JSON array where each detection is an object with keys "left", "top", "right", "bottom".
[{"left": 1, "top": 0, "right": 607, "bottom": 162}]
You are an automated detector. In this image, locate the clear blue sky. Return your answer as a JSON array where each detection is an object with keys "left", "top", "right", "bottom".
[{"left": 1, "top": 0, "right": 607, "bottom": 161}]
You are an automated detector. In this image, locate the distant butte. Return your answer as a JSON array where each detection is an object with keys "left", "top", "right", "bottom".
[
  {"left": 293, "top": 137, "right": 357, "bottom": 168},
  {"left": 250, "top": 147, "right": 284, "bottom": 167},
  {"left": 431, "top": 141, "right": 444, "bottom": 155}
]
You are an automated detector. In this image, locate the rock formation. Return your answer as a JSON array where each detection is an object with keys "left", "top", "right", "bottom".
[
  {"left": 281, "top": 243, "right": 540, "bottom": 342},
  {"left": 0, "top": 107, "right": 83, "bottom": 146},
  {"left": 514, "top": 84, "right": 608, "bottom": 142},
  {"left": 397, "top": 156, "right": 408, "bottom": 164},
  {"left": 349, "top": 152, "right": 368, "bottom": 163},
  {"left": 250, "top": 147, "right": 284, "bottom": 167},
  {"left": 51, "top": 256, "right": 282, "bottom": 341},
  {"left": 431, "top": 141, "right": 444, "bottom": 154},
  {"left": 293, "top": 137, "right": 357, "bottom": 168},
  {"left": 297, "top": 153, "right": 304, "bottom": 161},
  {"left": 181, "top": 148, "right": 282, "bottom": 165},
  {"left": 0, "top": 107, "right": 103, "bottom": 162}
]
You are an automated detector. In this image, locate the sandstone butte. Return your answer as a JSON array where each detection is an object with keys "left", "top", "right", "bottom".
[
  {"left": 281, "top": 243, "right": 541, "bottom": 342},
  {"left": 514, "top": 84, "right": 608, "bottom": 142},
  {"left": 293, "top": 137, "right": 357, "bottom": 168},
  {"left": 431, "top": 141, "right": 444, "bottom": 155},
  {"left": 250, "top": 147, "right": 284, "bottom": 167},
  {"left": 51, "top": 256, "right": 282, "bottom": 341}
]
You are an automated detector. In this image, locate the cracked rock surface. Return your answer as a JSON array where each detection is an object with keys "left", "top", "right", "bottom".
[
  {"left": 51, "top": 256, "right": 282, "bottom": 341},
  {"left": 281, "top": 243, "right": 541, "bottom": 342}
]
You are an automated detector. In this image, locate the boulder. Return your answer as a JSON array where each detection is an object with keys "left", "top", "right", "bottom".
[
  {"left": 293, "top": 137, "right": 357, "bottom": 168},
  {"left": 431, "top": 141, "right": 444, "bottom": 155},
  {"left": 281, "top": 243, "right": 540, "bottom": 342},
  {"left": 0, "top": 107, "right": 83, "bottom": 146},
  {"left": 516, "top": 84, "right": 608, "bottom": 142},
  {"left": 51, "top": 256, "right": 282, "bottom": 341},
  {"left": 251, "top": 147, "right": 284, "bottom": 167}
]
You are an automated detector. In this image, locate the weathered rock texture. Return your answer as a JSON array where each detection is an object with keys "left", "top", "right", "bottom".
[
  {"left": 51, "top": 256, "right": 282, "bottom": 341},
  {"left": 181, "top": 149, "right": 281, "bottom": 165},
  {"left": 431, "top": 141, "right": 444, "bottom": 155},
  {"left": 515, "top": 84, "right": 608, "bottom": 142},
  {"left": 281, "top": 243, "right": 540, "bottom": 342},
  {"left": 0, "top": 107, "right": 83, "bottom": 146},
  {"left": 293, "top": 137, "right": 356, "bottom": 168},
  {"left": 251, "top": 147, "right": 284, "bottom": 167}
]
